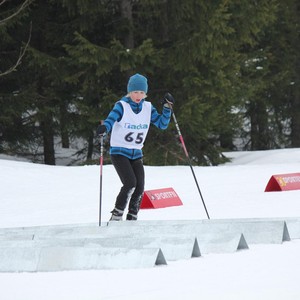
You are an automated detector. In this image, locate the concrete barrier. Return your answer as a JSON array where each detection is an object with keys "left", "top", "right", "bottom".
[
  {"left": 37, "top": 246, "right": 166, "bottom": 271},
  {"left": 276, "top": 218, "right": 300, "bottom": 239},
  {"left": 0, "top": 231, "right": 248, "bottom": 256},
  {"left": 0, "top": 247, "right": 40, "bottom": 272},
  {"left": 195, "top": 233, "right": 248, "bottom": 254},
  {"left": 0, "top": 217, "right": 297, "bottom": 272},
  {"left": 0, "top": 246, "right": 166, "bottom": 272},
  {"left": 0, "top": 235, "right": 200, "bottom": 262},
  {"left": 84, "top": 236, "right": 201, "bottom": 261},
  {"left": 0, "top": 233, "right": 34, "bottom": 241},
  {"left": 0, "top": 219, "right": 290, "bottom": 245},
  {"left": 106, "top": 219, "right": 290, "bottom": 244}
]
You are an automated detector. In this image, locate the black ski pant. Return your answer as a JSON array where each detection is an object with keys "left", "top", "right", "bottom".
[{"left": 111, "top": 154, "right": 144, "bottom": 215}]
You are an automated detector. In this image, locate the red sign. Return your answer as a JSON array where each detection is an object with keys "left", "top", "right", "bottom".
[
  {"left": 140, "top": 187, "right": 183, "bottom": 209},
  {"left": 265, "top": 173, "right": 300, "bottom": 192}
]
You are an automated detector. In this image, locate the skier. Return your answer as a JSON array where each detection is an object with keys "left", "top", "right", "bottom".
[{"left": 97, "top": 73, "right": 174, "bottom": 221}]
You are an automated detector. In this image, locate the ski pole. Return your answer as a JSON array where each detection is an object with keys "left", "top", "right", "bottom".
[
  {"left": 98, "top": 134, "right": 104, "bottom": 226},
  {"left": 165, "top": 93, "right": 210, "bottom": 219}
]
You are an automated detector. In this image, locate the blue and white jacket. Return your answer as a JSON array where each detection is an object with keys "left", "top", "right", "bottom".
[{"left": 104, "top": 96, "right": 172, "bottom": 160}]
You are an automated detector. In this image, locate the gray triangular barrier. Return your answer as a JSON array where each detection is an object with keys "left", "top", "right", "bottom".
[
  {"left": 237, "top": 234, "right": 249, "bottom": 250},
  {"left": 283, "top": 222, "right": 291, "bottom": 241},
  {"left": 155, "top": 249, "right": 168, "bottom": 266},
  {"left": 281, "top": 218, "right": 300, "bottom": 239},
  {"left": 192, "top": 238, "right": 201, "bottom": 257}
]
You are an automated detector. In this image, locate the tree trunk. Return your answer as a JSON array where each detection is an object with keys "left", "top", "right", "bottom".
[
  {"left": 86, "top": 131, "right": 94, "bottom": 161},
  {"left": 291, "top": 93, "right": 300, "bottom": 147},
  {"left": 120, "top": 0, "right": 134, "bottom": 49},
  {"left": 219, "top": 132, "right": 235, "bottom": 150},
  {"left": 249, "top": 100, "right": 270, "bottom": 150},
  {"left": 40, "top": 114, "right": 55, "bottom": 165},
  {"left": 60, "top": 102, "right": 69, "bottom": 148}
]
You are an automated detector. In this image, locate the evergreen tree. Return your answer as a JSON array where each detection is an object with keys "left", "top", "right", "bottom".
[
  {"left": 269, "top": 0, "right": 300, "bottom": 148},
  {"left": 145, "top": 0, "right": 278, "bottom": 163},
  {"left": 240, "top": 0, "right": 300, "bottom": 150},
  {"left": 1, "top": 0, "right": 299, "bottom": 165},
  {"left": 0, "top": 0, "right": 34, "bottom": 153}
]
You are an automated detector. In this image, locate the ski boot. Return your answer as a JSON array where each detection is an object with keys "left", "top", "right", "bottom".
[
  {"left": 109, "top": 208, "right": 124, "bottom": 221},
  {"left": 126, "top": 212, "right": 138, "bottom": 221}
]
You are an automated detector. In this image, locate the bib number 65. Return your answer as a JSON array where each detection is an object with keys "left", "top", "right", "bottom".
[{"left": 125, "top": 132, "right": 144, "bottom": 144}]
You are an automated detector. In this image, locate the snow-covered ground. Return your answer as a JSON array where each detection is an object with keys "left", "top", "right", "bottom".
[{"left": 0, "top": 148, "right": 300, "bottom": 300}]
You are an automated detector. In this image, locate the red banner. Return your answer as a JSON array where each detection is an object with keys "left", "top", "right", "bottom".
[
  {"left": 140, "top": 187, "right": 183, "bottom": 209},
  {"left": 265, "top": 173, "right": 300, "bottom": 192}
]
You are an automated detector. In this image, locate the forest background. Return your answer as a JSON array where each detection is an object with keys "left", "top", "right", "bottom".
[{"left": 0, "top": 0, "right": 299, "bottom": 166}]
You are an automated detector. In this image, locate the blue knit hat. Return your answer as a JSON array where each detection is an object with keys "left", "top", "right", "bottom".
[{"left": 127, "top": 73, "right": 148, "bottom": 93}]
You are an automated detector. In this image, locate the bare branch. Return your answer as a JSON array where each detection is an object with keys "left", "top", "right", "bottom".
[
  {"left": 0, "top": 0, "right": 33, "bottom": 25},
  {"left": 0, "top": 21, "right": 32, "bottom": 77}
]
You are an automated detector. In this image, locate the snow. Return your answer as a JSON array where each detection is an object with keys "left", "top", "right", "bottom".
[{"left": 1, "top": 148, "right": 300, "bottom": 300}]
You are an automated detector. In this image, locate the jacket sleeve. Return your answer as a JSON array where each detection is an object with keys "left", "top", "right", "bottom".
[
  {"left": 103, "top": 102, "right": 123, "bottom": 133},
  {"left": 150, "top": 105, "right": 172, "bottom": 130}
]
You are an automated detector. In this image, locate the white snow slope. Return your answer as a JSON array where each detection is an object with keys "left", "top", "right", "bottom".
[{"left": 0, "top": 148, "right": 300, "bottom": 300}]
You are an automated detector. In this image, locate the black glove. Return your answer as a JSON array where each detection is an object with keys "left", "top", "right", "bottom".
[
  {"left": 163, "top": 92, "right": 175, "bottom": 108},
  {"left": 97, "top": 124, "right": 107, "bottom": 136}
]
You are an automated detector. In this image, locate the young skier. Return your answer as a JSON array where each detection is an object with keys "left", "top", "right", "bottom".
[{"left": 97, "top": 73, "right": 174, "bottom": 221}]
